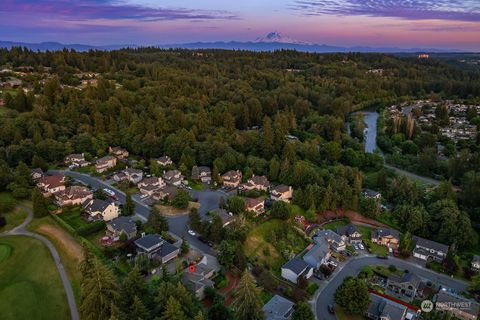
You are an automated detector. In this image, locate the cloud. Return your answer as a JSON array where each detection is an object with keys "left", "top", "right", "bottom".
[
  {"left": 290, "top": 0, "right": 480, "bottom": 22},
  {"left": 0, "top": 0, "right": 238, "bottom": 22}
]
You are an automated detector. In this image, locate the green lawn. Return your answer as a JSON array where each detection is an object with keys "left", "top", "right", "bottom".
[
  {"left": 322, "top": 219, "right": 348, "bottom": 231},
  {"left": 335, "top": 307, "right": 364, "bottom": 320},
  {"left": 58, "top": 206, "right": 89, "bottom": 230},
  {"left": 0, "top": 193, "right": 27, "bottom": 232},
  {"left": 244, "top": 219, "right": 308, "bottom": 272},
  {"left": 187, "top": 179, "right": 205, "bottom": 191},
  {"left": 0, "top": 236, "right": 70, "bottom": 320}
]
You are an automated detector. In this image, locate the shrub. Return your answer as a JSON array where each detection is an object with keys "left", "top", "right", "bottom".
[
  {"left": 388, "top": 265, "right": 397, "bottom": 272},
  {"left": 0, "top": 216, "right": 6, "bottom": 228},
  {"left": 306, "top": 282, "right": 319, "bottom": 295},
  {"left": 76, "top": 220, "right": 106, "bottom": 236}
]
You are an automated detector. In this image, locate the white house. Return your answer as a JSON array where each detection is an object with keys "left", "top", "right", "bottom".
[{"left": 281, "top": 258, "right": 313, "bottom": 283}]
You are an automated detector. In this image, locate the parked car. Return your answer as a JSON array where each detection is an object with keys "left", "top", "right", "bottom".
[
  {"left": 188, "top": 229, "right": 196, "bottom": 236},
  {"left": 376, "top": 255, "right": 388, "bottom": 260},
  {"left": 359, "top": 243, "right": 365, "bottom": 250},
  {"left": 328, "top": 304, "right": 335, "bottom": 314}
]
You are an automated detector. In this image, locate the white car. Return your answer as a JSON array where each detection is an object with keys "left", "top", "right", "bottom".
[
  {"left": 359, "top": 244, "right": 365, "bottom": 250},
  {"left": 188, "top": 229, "right": 196, "bottom": 236}
]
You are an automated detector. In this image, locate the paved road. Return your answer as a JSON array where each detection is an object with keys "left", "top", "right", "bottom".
[
  {"left": 384, "top": 164, "right": 441, "bottom": 186},
  {"left": 50, "top": 170, "right": 225, "bottom": 255},
  {"left": 313, "top": 255, "right": 468, "bottom": 320},
  {"left": 0, "top": 206, "right": 79, "bottom": 320}
]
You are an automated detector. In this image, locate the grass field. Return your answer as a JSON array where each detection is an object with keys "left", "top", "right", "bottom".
[
  {"left": 244, "top": 219, "right": 308, "bottom": 272},
  {"left": 0, "top": 236, "right": 70, "bottom": 320},
  {"left": 29, "top": 216, "right": 84, "bottom": 302},
  {"left": 58, "top": 206, "right": 89, "bottom": 230}
]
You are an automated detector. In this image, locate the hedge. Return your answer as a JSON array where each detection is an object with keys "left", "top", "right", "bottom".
[{"left": 76, "top": 220, "right": 106, "bottom": 236}]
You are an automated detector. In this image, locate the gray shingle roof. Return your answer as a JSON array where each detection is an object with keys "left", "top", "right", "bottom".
[
  {"left": 413, "top": 236, "right": 449, "bottom": 253},
  {"left": 83, "top": 199, "right": 110, "bottom": 213},
  {"left": 263, "top": 295, "right": 295, "bottom": 320},
  {"left": 282, "top": 258, "right": 310, "bottom": 275},
  {"left": 134, "top": 234, "right": 164, "bottom": 252},
  {"left": 108, "top": 216, "right": 136, "bottom": 235}
]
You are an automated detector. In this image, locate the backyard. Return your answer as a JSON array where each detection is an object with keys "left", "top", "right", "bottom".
[
  {"left": 0, "top": 236, "right": 70, "bottom": 320},
  {"left": 244, "top": 219, "right": 309, "bottom": 272}
]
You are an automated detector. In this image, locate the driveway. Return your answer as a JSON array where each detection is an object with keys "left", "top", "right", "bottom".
[
  {"left": 50, "top": 170, "right": 223, "bottom": 255},
  {"left": 313, "top": 255, "right": 469, "bottom": 320},
  {"left": 0, "top": 206, "right": 79, "bottom": 320}
]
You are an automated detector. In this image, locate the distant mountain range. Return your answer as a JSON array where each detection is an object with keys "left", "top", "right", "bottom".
[{"left": 0, "top": 37, "right": 462, "bottom": 54}]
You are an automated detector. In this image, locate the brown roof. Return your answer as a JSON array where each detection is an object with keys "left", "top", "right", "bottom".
[
  {"left": 249, "top": 175, "right": 269, "bottom": 187},
  {"left": 55, "top": 186, "right": 92, "bottom": 201},
  {"left": 38, "top": 175, "right": 65, "bottom": 188},
  {"left": 244, "top": 197, "right": 264, "bottom": 208},
  {"left": 272, "top": 184, "right": 291, "bottom": 193},
  {"left": 222, "top": 170, "right": 241, "bottom": 181}
]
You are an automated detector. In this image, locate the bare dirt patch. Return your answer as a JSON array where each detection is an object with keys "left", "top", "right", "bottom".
[
  {"left": 155, "top": 201, "right": 200, "bottom": 216},
  {"left": 37, "top": 224, "right": 84, "bottom": 262},
  {"left": 317, "top": 209, "right": 386, "bottom": 228}
]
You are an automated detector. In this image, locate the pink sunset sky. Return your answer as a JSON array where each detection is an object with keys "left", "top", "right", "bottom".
[{"left": 1, "top": 0, "right": 479, "bottom": 50}]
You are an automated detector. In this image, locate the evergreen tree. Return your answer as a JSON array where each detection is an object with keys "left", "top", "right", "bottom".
[
  {"left": 189, "top": 208, "right": 202, "bottom": 233},
  {"left": 160, "top": 296, "right": 187, "bottom": 320},
  {"left": 80, "top": 256, "right": 119, "bottom": 320},
  {"left": 124, "top": 192, "right": 135, "bottom": 216},
  {"left": 32, "top": 187, "right": 49, "bottom": 218},
  {"left": 119, "top": 266, "right": 148, "bottom": 313},
  {"left": 181, "top": 236, "right": 190, "bottom": 255},
  {"left": 233, "top": 270, "right": 265, "bottom": 320},
  {"left": 130, "top": 296, "right": 149, "bottom": 320},
  {"left": 146, "top": 207, "right": 169, "bottom": 233}
]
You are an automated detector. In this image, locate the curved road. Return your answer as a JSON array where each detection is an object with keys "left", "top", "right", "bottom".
[
  {"left": 313, "top": 255, "right": 468, "bottom": 320},
  {"left": 0, "top": 206, "right": 79, "bottom": 320},
  {"left": 49, "top": 170, "right": 223, "bottom": 256}
]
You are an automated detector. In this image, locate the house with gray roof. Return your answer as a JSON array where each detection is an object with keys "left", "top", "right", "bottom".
[
  {"left": 106, "top": 216, "right": 137, "bottom": 241},
  {"left": 366, "top": 293, "right": 409, "bottom": 320},
  {"left": 263, "top": 295, "right": 295, "bottom": 320},
  {"left": 412, "top": 236, "right": 449, "bottom": 263},
  {"left": 182, "top": 254, "right": 220, "bottom": 300},
  {"left": 303, "top": 236, "right": 331, "bottom": 269},
  {"left": 281, "top": 258, "right": 313, "bottom": 283},
  {"left": 336, "top": 223, "right": 363, "bottom": 244},
  {"left": 315, "top": 229, "right": 346, "bottom": 252},
  {"left": 134, "top": 233, "right": 179, "bottom": 263},
  {"left": 386, "top": 272, "right": 423, "bottom": 302},
  {"left": 83, "top": 199, "right": 119, "bottom": 221},
  {"left": 372, "top": 228, "right": 400, "bottom": 249}
]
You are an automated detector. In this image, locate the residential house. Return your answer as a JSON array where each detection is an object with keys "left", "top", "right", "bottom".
[
  {"left": 134, "top": 234, "right": 179, "bottom": 263},
  {"left": 65, "top": 153, "right": 85, "bottom": 165},
  {"left": 37, "top": 175, "right": 66, "bottom": 194},
  {"left": 182, "top": 255, "right": 220, "bottom": 299},
  {"left": 412, "top": 236, "right": 449, "bottom": 263},
  {"left": 472, "top": 255, "right": 480, "bottom": 271},
  {"left": 372, "top": 228, "right": 400, "bottom": 249},
  {"left": 138, "top": 177, "right": 165, "bottom": 196},
  {"left": 263, "top": 295, "right": 295, "bottom": 320},
  {"left": 156, "top": 156, "right": 173, "bottom": 167},
  {"left": 55, "top": 186, "right": 93, "bottom": 207},
  {"left": 109, "top": 146, "right": 129, "bottom": 159},
  {"left": 192, "top": 166, "right": 211, "bottom": 183},
  {"left": 123, "top": 168, "right": 143, "bottom": 184},
  {"left": 363, "top": 189, "right": 382, "bottom": 200},
  {"left": 221, "top": 170, "right": 242, "bottom": 188},
  {"left": 436, "top": 289, "right": 480, "bottom": 320},
  {"left": 151, "top": 186, "right": 178, "bottom": 202},
  {"left": 95, "top": 156, "right": 116, "bottom": 173},
  {"left": 240, "top": 175, "right": 270, "bottom": 192},
  {"left": 366, "top": 293, "right": 408, "bottom": 320},
  {"left": 336, "top": 224, "right": 363, "bottom": 244},
  {"left": 31, "top": 168, "right": 44, "bottom": 181},
  {"left": 303, "top": 236, "right": 331, "bottom": 269},
  {"left": 270, "top": 185, "right": 293, "bottom": 202},
  {"left": 83, "top": 199, "right": 119, "bottom": 221},
  {"left": 315, "top": 230, "right": 346, "bottom": 252},
  {"left": 281, "top": 258, "right": 313, "bottom": 283},
  {"left": 209, "top": 208, "right": 235, "bottom": 227},
  {"left": 386, "top": 273, "right": 422, "bottom": 301},
  {"left": 244, "top": 197, "right": 265, "bottom": 215},
  {"left": 106, "top": 216, "right": 137, "bottom": 241},
  {"left": 163, "top": 169, "right": 184, "bottom": 186}
]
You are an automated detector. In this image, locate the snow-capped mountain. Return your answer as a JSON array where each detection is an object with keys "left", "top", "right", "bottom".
[{"left": 255, "top": 31, "right": 308, "bottom": 44}]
